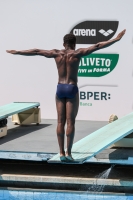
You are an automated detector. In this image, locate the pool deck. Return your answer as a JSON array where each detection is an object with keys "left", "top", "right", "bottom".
[{"left": 0, "top": 119, "right": 107, "bottom": 153}]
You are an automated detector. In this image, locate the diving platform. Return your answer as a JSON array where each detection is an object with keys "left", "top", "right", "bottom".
[
  {"left": 0, "top": 102, "right": 40, "bottom": 121},
  {"left": 0, "top": 102, "right": 41, "bottom": 138},
  {"left": 48, "top": 112, "right": 133, "bottom": 164}
]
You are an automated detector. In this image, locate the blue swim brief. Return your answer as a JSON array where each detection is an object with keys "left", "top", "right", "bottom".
[{"left": 56, "top": 84, "right": 78, "bottom": 99}]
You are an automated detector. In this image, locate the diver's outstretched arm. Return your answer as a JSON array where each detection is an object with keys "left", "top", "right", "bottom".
[
  {"left": 6, "top": 49, "right": 59, "bottom": 58},
  {"left": 76, "top": 29, "right": 126, "bottom": 58}
]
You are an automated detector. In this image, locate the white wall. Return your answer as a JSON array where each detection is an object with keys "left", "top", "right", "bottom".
[{"left": 0, "top": 0, "right": 133, "bottom": 120}]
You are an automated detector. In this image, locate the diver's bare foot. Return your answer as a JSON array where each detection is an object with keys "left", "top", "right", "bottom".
[
  {"left": 60, "top": 151, "right": 65, "bottom": 157},
  {"left": 66, "top": 155, "right": 74, "bottom": 162},
  {"left": 60, "top": 152, "right": 67, "bottom": 162},
  {"left": 60, "top": 153, "right": 65, "bottom": 157},
  {"left": 65, "top": 154, "right": 74, "bottom": 161},
  {"left": 65, "top": 151, "right": 71, "bottom": 157}
]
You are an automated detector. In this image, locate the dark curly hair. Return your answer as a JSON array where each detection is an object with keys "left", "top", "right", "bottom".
[{"left": 63, "top": 34, "right": 76, "bottom": 45}]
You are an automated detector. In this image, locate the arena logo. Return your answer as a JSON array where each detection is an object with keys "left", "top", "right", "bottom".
[
  {"left": 73, "top": 29, "right": 96, "bottom": 36},
  {"left": 78, "top": 54, "right": 119, "bottom": 77},
  {"left": 70, "top": 21, "right": 119, "bottom": 44}
]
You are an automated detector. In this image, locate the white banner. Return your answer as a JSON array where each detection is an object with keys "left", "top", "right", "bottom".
[{"left": 0, "top": 0, "right": 133, "bottom": 121}]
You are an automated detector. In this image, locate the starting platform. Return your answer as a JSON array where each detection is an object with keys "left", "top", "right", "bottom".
[{"left": 48, "top": 112, "right": 133, "bottom": 164}]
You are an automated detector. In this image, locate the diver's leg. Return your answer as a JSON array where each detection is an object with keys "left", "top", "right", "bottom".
[
  {"left": 56, "top": 95, "right": 66, "bottom": 156},
  {"left": 66, "top": 93, "right": 79, "bottom": 156}
]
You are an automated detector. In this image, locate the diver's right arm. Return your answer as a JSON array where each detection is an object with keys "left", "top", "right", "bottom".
[{"left": 6, "top": 49, "right": 59, "bottom": 58}]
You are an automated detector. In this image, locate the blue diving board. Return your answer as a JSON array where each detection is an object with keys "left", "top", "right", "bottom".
[
  {"left": 0, "top": 102, "right": 40, "bottom": 120},
  {"left": 48, "top": 112, "right": 133, "bottom": 164}
]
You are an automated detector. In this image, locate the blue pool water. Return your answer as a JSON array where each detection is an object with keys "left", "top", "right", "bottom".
[{"left": 0, "top": 189, "right": 133, "bottom": 200}]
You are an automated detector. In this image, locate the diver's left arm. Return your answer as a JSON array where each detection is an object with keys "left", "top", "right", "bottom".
[{"left": 75, "top": 29, "right": 126, "bottom": 57}]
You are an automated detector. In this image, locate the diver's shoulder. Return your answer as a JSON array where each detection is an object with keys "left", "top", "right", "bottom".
[{"left": 51, "top": 49, "right": 60, "bottom": 52}]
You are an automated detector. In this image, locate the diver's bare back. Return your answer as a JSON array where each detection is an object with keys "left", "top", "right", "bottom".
[
  {"left": 54, "top": 29, "right": 126, "bottom": 86},
  {"left": 54, "top": 49, "right": 80, "bottom": 85}
]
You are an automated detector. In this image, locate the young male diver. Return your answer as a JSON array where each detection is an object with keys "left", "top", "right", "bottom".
[{"left": 7, "top": 29, "right": 126, "bottom": 162}]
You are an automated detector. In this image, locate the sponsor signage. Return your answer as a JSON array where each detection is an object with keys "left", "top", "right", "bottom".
[
  {"left": 70, "top": 21, "right": 119, "bottom": 44},
  {"left": 79, "top": 90, "right": 111, "bottom": 108},
  {"left": 79, "top": 87, "right": 112, "bottom": 109},
  {"left": 80, "top": 91, "right": 111, "bottom": 101},
  {"left": 78, "top": 54, "right": 119, "bottom": 77}
]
